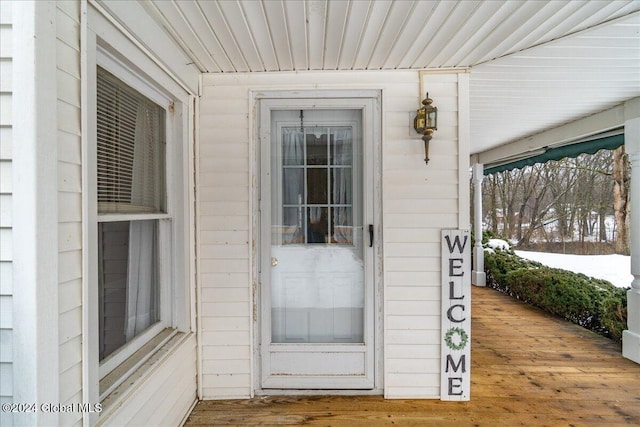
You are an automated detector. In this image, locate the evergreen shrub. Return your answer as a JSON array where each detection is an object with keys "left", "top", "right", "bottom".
[{"left": 483, "top": 235, "right": 628, "bottom": 341}]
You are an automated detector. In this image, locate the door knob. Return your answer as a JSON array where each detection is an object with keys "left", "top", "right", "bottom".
[{"left": 271, "top": 257, "right": 278, "bottom": 267}]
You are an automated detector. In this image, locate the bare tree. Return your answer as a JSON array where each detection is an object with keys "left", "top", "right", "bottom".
[
  {"left": 479, "top": 147, "right": 626, "bottom": 254},
  {"left": 613, "top": 145, "right": 630, "bottom": 254},
  {"left": 546, "top": 158, "right": 579, "bottom": 241}
]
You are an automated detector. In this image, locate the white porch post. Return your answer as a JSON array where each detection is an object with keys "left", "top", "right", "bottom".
[
  {"left": 471, "top": 163, "right": 486, "bottom": 287},
  {"left": 12, "top": 1, "right": 60, "bottom": 424},
  {"left": 623, "top": 114, "right": 640, "bottom": 364}
]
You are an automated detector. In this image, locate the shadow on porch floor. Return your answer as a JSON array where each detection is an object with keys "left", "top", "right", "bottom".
[{"left": 184, "top": 286, "right": 640, "bottom": 426}]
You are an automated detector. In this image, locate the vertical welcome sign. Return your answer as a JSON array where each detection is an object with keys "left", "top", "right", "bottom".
[{"left": 441, "top": 229, "right": 471, "bottom": 401}]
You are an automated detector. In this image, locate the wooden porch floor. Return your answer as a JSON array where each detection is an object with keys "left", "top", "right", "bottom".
[{"left": 185, "top": 286, "right": 640, "bottom": 426}]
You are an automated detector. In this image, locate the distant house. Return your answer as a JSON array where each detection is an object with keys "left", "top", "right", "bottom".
[{"left": 1, "top": 1, "right": 638, "bottom": 426}]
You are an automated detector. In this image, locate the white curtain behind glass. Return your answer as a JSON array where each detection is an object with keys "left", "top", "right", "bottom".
[
  {"left": 333, "top": 128, "right": 352, "bottom": 244},
  {"left": 125, "top": 104, "right": 161, "bottom": 341},
  {"left": 125, "top": 221, "right": 157, "bottom": 341},
  {"left": 280, "top": 127, "right": 354, "bottom": 244},
  {"left": 282, "top": 128, "right": 304, "bottom": 244},
  {"left": 131, "top": 102, "right": 164, "bottom": 212}
]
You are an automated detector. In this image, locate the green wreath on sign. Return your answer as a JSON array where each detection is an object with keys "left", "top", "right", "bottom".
[{"left": 444, "top": 327, "right": 468, "bottom": 351}]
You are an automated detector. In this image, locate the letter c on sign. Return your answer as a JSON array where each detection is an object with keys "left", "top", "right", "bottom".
[{"left": 447, "top": 304, "right": 465, "bottom": 323}]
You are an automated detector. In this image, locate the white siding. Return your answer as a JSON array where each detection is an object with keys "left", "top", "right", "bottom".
[
  {"left": 199, "top": 80, "right": 252, "bottom": 399},
  {"left": 384, "top": 72, "right": 462, "bottom": 399},
  {"left": 99, "top": 334, "right": 198, "bottom": 427},
  {"left": 199, "top": 70, "right": 464, "bottom": 398},
  {"left": 0, "top": 1, "right": 13, "bottom": 425},
  {"left": 56, "top": 3, "right": 83, "bottom": 424}
]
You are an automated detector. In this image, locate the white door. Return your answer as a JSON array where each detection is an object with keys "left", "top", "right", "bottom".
[{"left": 260, "top": 99, "right": 376, "bottom": 389}]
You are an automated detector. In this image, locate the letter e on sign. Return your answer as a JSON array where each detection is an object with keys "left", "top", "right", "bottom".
[{"left": 441, "top": 229, "right": 471, "bottom": 401}]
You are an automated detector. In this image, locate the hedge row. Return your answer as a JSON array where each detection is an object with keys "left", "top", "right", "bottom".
[{"left": 483, "top": 238, "right": 628, "bottom": 341}]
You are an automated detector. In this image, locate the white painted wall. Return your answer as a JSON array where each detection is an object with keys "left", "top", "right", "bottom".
[
  {"left": 198, "top": 78, "right": 252, "bottom": 398},
  {"left": 0, "top": 2, "right": 14, "bottom": 425},
  {"left": 385, "top": 71, "right": 467, "bottom": 399},
  {"left": 198, "top": 70, "right": 467, "bottom": 399}
]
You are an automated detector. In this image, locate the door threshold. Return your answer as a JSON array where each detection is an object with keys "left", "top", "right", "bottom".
[{"left": 255, "top": 388, "right": 384, "bottom": 396}]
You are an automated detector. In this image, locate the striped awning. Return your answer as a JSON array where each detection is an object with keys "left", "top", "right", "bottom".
[{"left": 484, "top": 133, "right": 625, "bottom": 175}]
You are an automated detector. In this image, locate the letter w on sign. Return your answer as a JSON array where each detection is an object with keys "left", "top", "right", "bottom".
[{"left": 445, "top": 234, "right": 468, "bottom": 254}]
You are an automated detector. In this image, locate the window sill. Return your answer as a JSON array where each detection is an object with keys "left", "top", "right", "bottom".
[{"left": 98, "top": 330, "right": 191, "bottom": 419}]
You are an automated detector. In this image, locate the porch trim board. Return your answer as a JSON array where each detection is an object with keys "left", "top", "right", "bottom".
[
  {"left": 474, "top": 101, "right": 631, "bottom": 168},
  {"left": 87, "top": 0, "right": 199, "bottom": 95},
  {"left": 623, "top": 113, "right": 640, "bottom": 363},
  {"left": 11, "top": 2, "right": 60, "bottom": 425}
]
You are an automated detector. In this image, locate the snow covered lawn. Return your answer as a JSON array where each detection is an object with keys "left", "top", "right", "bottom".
[{"left": 514, "top": 250, "right": 632, "bottom": 289}]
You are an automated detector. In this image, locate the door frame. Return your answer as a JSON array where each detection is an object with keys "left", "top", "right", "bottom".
[{"left": 251, "top": 90, "right": 383, "bottom": 394}]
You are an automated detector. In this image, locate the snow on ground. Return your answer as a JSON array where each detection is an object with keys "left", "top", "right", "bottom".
[{"left": 514, "top": 250, "right": 632, "bottom": 289}]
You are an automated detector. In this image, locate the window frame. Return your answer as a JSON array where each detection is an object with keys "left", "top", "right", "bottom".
[{"left": 89, "top": 46, "right": 182, "bottom": 398}]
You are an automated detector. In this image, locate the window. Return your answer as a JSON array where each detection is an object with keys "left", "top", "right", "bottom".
[
  {"left": 96, "top": 68, "right": 166, "bottom": 215},
  {"left": 280, "top": 126, "right": 355, "bottom": 245},
  {"left": 95, "top": 66, "right": 173, "bottom": 384}
]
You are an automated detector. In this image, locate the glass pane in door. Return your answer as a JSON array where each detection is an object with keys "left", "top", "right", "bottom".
[{"left": 271, "top": 110, "right": 363, "bottom": 343}]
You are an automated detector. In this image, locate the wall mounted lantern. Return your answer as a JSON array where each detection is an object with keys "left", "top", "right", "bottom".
[{"left": 413, "top": 93, "right": 438, "bottom": 164}]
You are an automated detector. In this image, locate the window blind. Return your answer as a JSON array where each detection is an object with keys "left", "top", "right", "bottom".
[{"left": 97, "top": 67, "right": 166, "bottom": 214}]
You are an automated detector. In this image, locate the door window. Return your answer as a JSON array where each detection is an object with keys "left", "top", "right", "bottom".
[{"left": 280, "top": 126, "right": 354, "bottom": 245}]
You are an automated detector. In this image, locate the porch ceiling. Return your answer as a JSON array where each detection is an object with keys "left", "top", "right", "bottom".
[{"left": 135, "top": 0, "right": 640, "bottom": 155}]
